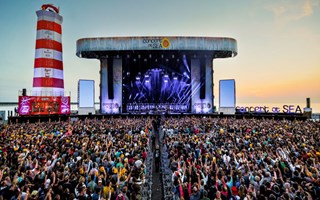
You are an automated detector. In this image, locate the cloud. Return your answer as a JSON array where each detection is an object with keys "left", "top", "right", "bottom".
[
  {"left": 301, "top": 0, "right": 318, "bottom": 17},
  {"left": 265, "top": 0, "right": 319, "bottom": 22}
]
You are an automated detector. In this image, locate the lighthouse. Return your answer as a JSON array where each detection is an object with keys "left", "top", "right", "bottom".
[{"left": 32, "top": 4, "right": 64, "bottom": 96}]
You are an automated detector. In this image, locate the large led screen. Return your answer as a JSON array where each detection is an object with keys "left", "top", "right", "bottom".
[
  {"left": 78, "top": 80, "right": 94, "bottom": 108},
  {"left": 122, "top": 52, "right": 191, "bottom": 113},
  {"left": 18, "top": 96, "right": 70, "bottom": 115},
  {"left": 219, "top": 79, "right": 236, "bottom": 108}
]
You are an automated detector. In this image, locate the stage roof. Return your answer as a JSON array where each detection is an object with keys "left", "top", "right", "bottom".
[{"left": 76, "top": 36, "right": 237, "bottom": 59}]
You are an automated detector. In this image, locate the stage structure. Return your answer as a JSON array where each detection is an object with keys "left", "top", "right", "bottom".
[{"left": 76, "top": 37, "right": 237, "bottom": 114}]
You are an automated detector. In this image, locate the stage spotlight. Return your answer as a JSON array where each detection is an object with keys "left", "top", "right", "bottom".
[
  {"left": 183, "top": 72, "right": 190, "bottom": 79},
  {"left": 183, "top": 55, "right": 190, "bottom": 73}
]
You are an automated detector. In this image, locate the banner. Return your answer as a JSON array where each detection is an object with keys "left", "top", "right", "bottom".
[{"left": 18, "top": 96, "right": 70, "bottom": 115}]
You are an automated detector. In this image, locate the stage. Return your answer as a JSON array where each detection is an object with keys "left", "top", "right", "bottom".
[{"left": 76, "top": 36, "right": 237, "bottom": 114}]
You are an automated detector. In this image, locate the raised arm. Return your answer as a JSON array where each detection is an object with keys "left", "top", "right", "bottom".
[{"left": 196, "top": 172, "right": 201, "bottom": 190}]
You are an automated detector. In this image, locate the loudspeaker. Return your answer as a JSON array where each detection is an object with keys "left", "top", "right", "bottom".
[
  {"left": 22, "top": 88, "right": 27, "bottom": 96},
  {"left": 88, "top": 112, "right": 92, "bottom": 116},
  {"left": 306, "top": 98, "right": 310, "bottom": 108},
  {"left": 107, "top": 59, "right": 114, "bottom": 99},
  {"left": 200, "top": 59, "right": 206, "bottom": 99}
]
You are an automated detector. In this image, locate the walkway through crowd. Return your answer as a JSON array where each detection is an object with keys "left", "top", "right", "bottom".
[{"left": 151, "top": 123, "right": 163, "bottom": 200}]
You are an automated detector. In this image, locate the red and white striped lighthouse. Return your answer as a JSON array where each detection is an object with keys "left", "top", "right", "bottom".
[{"left": 32, "top": 4, "right": 64, "bottom": 96}]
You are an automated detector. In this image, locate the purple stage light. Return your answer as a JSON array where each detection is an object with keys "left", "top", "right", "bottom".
[
  {"left": 123, "top": 56, "right": 192, "bottom": 113},
  {"left": 183, "top": 72, "right": 190, "bottom": 79},
  {"left": 183, "top": 54, "right": 190, "bottom": 73}
]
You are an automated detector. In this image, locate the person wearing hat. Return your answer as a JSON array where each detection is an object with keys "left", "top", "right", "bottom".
[{"left": 230, "top": 186, "right": 240, "bottom": 200}]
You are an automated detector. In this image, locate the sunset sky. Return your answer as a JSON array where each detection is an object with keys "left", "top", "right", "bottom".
[{"left": 0, "top": 0, "right": 319, "bottom": 111}]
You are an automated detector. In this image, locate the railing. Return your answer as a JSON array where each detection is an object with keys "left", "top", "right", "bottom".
[
  {"left": 18, "top": 90, "right": 70, "bottom": 97},
  {"left": 126, "top": 103, "right": 189, "bottom": 113},
  {"left": 140, "top": 130, "right": 153, "bottom": 200},
  {"left": 311, "top": 113, "right": 320, "bottom": 120},
  {"left": 160, "top": 128, "right": 174, "bottom": 200}
]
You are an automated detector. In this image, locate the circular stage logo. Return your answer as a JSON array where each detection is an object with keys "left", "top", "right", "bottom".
[{"left": 161, "top": 38, "right": 170, "bottom": 49}]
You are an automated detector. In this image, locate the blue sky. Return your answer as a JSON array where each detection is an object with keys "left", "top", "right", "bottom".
[{"left": 0, "top": 0, "right": 319, "bottom": 110}]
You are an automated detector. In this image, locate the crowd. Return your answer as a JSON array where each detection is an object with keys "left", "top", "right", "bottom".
[
  {"left": 0, "top": 115, "right": 319, "bottom": 200},
  {"left": 162, "top": 117, "right": 320, "bottom": 200},
  {"left": 0, "top": 117, "right": 153, "bottom": 200}
]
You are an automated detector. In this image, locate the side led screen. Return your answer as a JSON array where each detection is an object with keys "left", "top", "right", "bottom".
[
  {"left": 219, "top": 79, "right": 236, "bottom": 108},
  {"left": 78, "top": 80, "right": 94, "bottom": 108}
]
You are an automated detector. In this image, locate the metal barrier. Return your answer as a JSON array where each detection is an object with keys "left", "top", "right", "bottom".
[
  {"left": 159, "top": 128, "right": 174, "bottom": 200},
  {"left": 140, "top": 131, "right": 153, "bottom": 200}
]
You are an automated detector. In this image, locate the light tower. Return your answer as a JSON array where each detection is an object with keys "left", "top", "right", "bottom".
[{"left": 32, "top": 4, "right": 64, "bottom": 96}]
